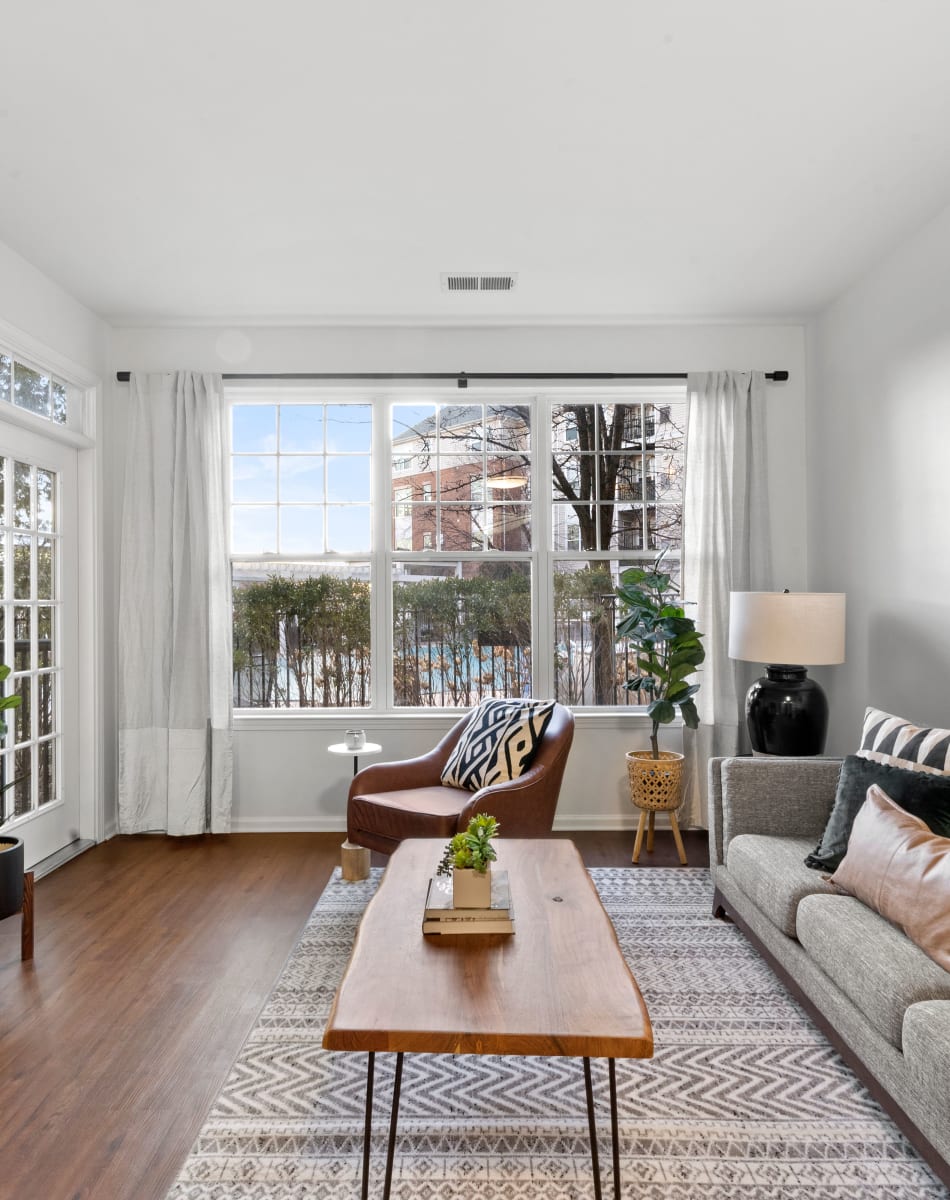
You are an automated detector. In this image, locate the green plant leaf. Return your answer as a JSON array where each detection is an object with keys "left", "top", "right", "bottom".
[
  {"left": 680, "top": 698, "right": 701, "bottom": 728},
  {"left": 647, "top": 698, "right": 676, "bottom": 724}
]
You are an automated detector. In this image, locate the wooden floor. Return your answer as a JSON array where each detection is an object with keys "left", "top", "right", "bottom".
[{"left": 0, "top": 828, "right": 708, "bottom": 1200}]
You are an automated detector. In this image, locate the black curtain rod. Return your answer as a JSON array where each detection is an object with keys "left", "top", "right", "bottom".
[{"left": 115, "top": 369, "right": 788, "bottom": 387}]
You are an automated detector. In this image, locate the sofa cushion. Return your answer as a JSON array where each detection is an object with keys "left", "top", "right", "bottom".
[
  {"left": 831, "top": 784, "right": 950, "bottom": 971},
  {"left": 796, "top": 893, "right": 950, "bottom": 1049},
  {"left": 441, "top": 698, "right": 555, "bottom": 791},
  {"left": 858, "top": 705, "right": 950, "bottom": 775},
  {"left": 726, "top": 835, "right": 837, "bottom": 937},
  {"left": 805, "top": 754, "right": 950, "bottom": 872}
]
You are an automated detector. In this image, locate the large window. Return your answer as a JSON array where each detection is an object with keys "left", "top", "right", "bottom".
[{"left": 228, "top": 388, "right": 685, "bottom": 711}]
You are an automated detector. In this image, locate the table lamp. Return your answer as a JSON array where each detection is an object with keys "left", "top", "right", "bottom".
[{"left": 729, "top": 591, "right": 846, "bottom": 755}]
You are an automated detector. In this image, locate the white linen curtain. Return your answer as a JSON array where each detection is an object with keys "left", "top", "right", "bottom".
[
  {"left": 680, "top": 371, "right": 772, "bottom": 828},
  {"left": 117, "top": 372, "right": 233, "bottom": 834}
]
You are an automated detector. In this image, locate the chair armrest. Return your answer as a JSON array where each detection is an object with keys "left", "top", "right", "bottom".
[
  {"left": 708, "top": 756, "right": 842, "bottom": 866},
  {"left": 458, "top": 762, "right": 555, "bottom": 837}
]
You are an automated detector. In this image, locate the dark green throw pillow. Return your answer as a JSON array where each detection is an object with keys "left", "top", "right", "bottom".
[{"left": 805, "top": 755, "right": 950, "bottom": 872}]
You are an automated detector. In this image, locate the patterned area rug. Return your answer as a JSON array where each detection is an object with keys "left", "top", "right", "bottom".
[{"left": 167, "top": 867, "right": 945, "bottom": 1199}]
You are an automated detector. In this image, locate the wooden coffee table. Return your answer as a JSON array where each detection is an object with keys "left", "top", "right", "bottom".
[{"left": 323, "top": 838, "right": 653, "bottom": 1200}]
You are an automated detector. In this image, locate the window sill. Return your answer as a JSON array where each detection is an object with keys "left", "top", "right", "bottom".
[{"left": 232, "top": 708, "right": 678, "bottom": 732}]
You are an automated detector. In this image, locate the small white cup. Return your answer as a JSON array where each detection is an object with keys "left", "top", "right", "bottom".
[{"left": 344, "top": 728, "right": 366, "bottom": 751}]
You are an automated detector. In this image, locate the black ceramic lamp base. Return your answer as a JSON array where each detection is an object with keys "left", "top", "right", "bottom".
[{"left": 745, "top": 665, "right": 828, "bottom": 756}]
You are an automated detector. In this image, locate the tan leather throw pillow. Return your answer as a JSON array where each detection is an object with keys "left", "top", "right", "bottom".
[{"left": 831, "top": 784, "right": 950, "bottom": 972}]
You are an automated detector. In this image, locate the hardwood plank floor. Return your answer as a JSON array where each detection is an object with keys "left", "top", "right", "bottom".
[{"left": 0, "top": 829, "right": 708, "bottom": 1200}]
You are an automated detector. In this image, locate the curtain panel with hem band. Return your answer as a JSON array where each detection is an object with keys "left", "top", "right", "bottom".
[
  {"left": 117, "top": 371, "right": 233, "bottom": 835},
  {"left": 681, "top": 370, "right": 773, "bottom": 829}
]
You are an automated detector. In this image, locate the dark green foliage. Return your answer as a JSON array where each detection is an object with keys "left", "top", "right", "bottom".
[{"left": 615, "top": 553, "right": 704, "bottom": 757}]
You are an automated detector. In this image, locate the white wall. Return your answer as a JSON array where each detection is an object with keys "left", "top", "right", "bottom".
[
  {"left": 109, "top": 321, "right": 809, "bottom": 831},
  {"left": 809, "top": 203, "right": 950, "bottom": 753},
  {"left": 0, "top": 237, "right": 112, "bottom": 843}
]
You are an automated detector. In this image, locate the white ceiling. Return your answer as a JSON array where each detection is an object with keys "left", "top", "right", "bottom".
[{"left": 2, "top": 1, "right": 950, "bottom": 324}]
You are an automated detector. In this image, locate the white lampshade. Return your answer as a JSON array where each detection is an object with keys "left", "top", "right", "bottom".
[{"left": 729, "top": 592, "right": 846, "bottom": 666}]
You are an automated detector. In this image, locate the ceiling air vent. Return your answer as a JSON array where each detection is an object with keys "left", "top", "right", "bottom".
[{"left": 441, "top": 273, "right": 518, "bottom": 293}]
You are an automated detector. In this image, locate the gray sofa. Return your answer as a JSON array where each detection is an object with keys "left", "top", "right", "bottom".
[{"left": 708, "top": 756, "right": 950, "bottom": 1185}]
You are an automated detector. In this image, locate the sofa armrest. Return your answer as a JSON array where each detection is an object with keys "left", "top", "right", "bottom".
[{"left": 708, "top": 756, "right": 842, "bottom": 866}]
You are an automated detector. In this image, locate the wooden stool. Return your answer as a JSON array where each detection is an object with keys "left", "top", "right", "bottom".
[{"left": 341, "top": 840, "right": 371, "bottom": 881}]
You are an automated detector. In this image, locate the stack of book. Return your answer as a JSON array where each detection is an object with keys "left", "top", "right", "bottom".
[{"left": 422, "top": 869, "right": 514, "bottom": 935}]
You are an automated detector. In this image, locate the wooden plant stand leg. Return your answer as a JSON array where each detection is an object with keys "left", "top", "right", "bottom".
[
  {"left": 21, "top": 870, "right": 34, "bottom": 961},
  {"left": 631, "top": 811, "right": 647, "bottom": 863},
  {"left": 669, "top": 811, "right": 688, "bottom": 866},
  {"left": 646, "top": 810, "right": 655, "bottom": 853}
]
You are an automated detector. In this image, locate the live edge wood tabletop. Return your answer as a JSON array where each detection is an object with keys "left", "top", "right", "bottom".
[{"left": 322, "top": 837, "right": 653, "bottom": 1060}]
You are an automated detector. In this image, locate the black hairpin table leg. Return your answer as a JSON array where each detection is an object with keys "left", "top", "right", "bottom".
[
  {"left": 583, "top": 1057, "right": 603, "bottom": 1200},
  {"left": 608, "top": 1058, "right": 620, "bottom": 1200},
  {"left": 382, "top": 1051, "right": 404, "bottom": 1200},
  {"left": 361, "top": 1052, "right": 375, "bottom": 1200}
]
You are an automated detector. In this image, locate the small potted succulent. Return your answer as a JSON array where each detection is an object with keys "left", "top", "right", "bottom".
[{"left": 438, "top": 813, "right": 500, "bottom": 908}]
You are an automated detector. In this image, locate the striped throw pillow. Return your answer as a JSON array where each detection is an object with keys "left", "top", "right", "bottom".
[
  {"left": 857, "top": 707, "right": 950, "bottom": 776},
  {"left": 441, "top": 699, "right": 556, "bottom": 792}
]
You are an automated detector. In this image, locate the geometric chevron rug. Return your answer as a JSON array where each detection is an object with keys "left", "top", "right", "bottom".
[{"left": 166, "top": 867, "right": 946, "bottom": 1199}]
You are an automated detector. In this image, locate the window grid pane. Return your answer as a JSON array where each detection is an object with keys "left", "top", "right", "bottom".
[
  {"left": 1, "top": 454, "right": 62, "bottom": 820},
  {"left": 230, "top": 402, "right": 372, "bottom": 559},
  {"left": 231, "top": 561, "right": 371, "bottom": 708},
  {"left": 0, "top": 347, "right": 72, "bottom": 427},
  {"left": 392, "top": 561, "right": 532, "bottom": 707},
  {"left": 392, "top": 402, "right": 532, "bottom": 561}
]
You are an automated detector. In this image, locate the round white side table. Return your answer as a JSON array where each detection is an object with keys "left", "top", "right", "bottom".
[
  {"left": 328, "top": 741, "right": 383, "bottom": 778},
  {"left": 329, "top": 741, "right": 383, "bottom": 881}
]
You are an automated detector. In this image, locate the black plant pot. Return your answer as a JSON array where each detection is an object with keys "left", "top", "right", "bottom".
[{"left": 0, "top": 837, "right": 25, "bottom": 919}]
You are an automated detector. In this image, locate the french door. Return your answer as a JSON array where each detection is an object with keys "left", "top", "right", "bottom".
[{"left": 0, "top": 422, "right": 78, "bottom": 866}]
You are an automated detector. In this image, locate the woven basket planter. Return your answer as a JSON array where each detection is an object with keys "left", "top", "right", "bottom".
[{"left": 625, "top": 750, "right": 685, "bottom": 813}]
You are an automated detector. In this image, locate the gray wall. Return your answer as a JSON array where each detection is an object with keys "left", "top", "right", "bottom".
[{"left": 809, "top": 202, "right": 950, "bottom": 752}]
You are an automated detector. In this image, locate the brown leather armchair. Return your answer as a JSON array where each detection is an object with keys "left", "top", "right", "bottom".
[{"left": 347, "top": 703, "right": 575, "bottom": 855}]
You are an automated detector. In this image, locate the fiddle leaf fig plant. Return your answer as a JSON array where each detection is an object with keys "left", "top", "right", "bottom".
[
  {"left": 616, "top": 552, "right": 704, "bottom": 759},
  {"left": 437, "top": 812, "right": 500, "bottom": 877}
]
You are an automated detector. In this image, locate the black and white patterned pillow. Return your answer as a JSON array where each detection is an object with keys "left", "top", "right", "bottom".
[
  {"left": 857, "top": 706, "right": 950, "bottom": 776},
  {"left": 441, "top": 699, "right": 556, "bottom": 792}
]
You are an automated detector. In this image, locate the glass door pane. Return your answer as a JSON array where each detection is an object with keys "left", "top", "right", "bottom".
[{"left": 1, "top": 457, "right": 61, "bottom": 822}]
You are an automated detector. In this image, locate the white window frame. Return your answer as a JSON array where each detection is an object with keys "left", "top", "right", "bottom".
[
  {"left": 0, "top": 316, "right": 100, "bottom": 857},
  {"left": 226, "top": 382, "right": 685, "bottom": 716}
]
